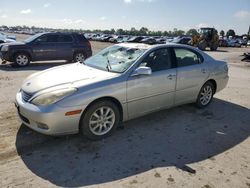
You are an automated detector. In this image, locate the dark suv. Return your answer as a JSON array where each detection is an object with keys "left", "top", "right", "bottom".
[{"left": 0, "top": 32, "right": 92, "bottom": 67}]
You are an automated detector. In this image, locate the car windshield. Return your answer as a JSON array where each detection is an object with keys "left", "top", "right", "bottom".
[
  {"left": 23, "top": 33, "right": 43, "bottom": 43},
  {"left": 200, "top": 29, "right": 211, "bottom": 36},
  {"left": 85, "top": 45, "right": 146, "bottom": 73}
]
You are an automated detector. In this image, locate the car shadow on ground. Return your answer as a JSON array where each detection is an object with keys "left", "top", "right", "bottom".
[
  {"left": 15, "top": 98, "right": 250, "bottom": 187},
  {"left": 0, "top": 61, "right": 69, "bottom": 71}
]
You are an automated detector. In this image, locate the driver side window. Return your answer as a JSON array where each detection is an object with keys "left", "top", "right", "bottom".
[{"left": 140, "top": 48, "right": 172, "bottom": 72}]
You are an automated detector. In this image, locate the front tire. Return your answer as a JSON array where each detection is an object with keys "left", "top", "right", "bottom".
[
  {"left": 80, "top": 100, "right": 120, "bottom": 140},
  {"left": 196, "top": 82, "right": 215, "bottom": 108},
  {"left": 198, "top": 40, "right": 207, "bottom": 51},
  {"left": 210, "top": 42, "right": 219, "bottom": 51},
  {"left": 12, "top": 53, "right": 30, "bottom": 67}
]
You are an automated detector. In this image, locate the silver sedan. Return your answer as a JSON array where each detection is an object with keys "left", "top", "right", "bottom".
[{"left": 15, "top": 43, "right": 229, "bottom": 140}]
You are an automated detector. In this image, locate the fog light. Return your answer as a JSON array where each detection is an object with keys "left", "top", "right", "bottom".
[{"left": 37, "top": 122, "right": 49, "bottom": 130}]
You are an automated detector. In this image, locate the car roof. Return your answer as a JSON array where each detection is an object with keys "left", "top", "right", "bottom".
[
  {"left": 116, "top": 43, "right": 151, "bottom": 49},
  {"left": 116, "top": 43, "right": 200, "bottom": 51}
]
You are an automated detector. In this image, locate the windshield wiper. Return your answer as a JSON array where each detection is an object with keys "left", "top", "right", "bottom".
[{"left": 106, "top": 56, "right": 112, "bottom": 72}]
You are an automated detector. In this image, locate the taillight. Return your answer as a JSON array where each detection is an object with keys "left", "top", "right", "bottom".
[{"left": 87, "top": 40, "right": 91, "bottom": 49}]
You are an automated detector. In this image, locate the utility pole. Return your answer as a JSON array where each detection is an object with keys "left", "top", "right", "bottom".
[{"left": 248, "top": 25, "right": 250, "bottom": 39}]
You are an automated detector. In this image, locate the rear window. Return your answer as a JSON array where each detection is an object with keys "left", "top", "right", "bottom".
[{"left": 74, "top": 34, "right": 88, "bottom": 43}]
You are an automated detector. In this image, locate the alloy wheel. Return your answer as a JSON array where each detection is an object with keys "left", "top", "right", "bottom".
[
  {"left": 75, "top": 53, "right": 85, "bottom": 63},
  {"left": 200, "top": 85, "right": 213, "bottom": 105},
  {"left": 89, "top": 106, "right": 115, "bottom": 136}
]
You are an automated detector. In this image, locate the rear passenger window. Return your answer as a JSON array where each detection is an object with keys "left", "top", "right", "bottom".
[
  {"left": 140, "top": 48, "right": 172, "bottom": 72},
  {"left": 46, "top": 35, "right": 59, "bottom": 43},
  {"left": 174, "top": 48, "right": 202, "bottom": 67},
  {"left": 58, "top": 35, "right": 73, "bottom": 42}
]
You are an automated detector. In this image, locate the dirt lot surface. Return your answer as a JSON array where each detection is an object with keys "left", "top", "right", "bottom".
[{"left": 0, "top": 34, "right": 250, "bottom": 188}]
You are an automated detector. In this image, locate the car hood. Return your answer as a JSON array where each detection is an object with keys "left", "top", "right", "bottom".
[
  {"left": 22, "top": 63, "right": 119, "bottom": 93},
  {"left": 0, "top": 40, "right": 19, "bottom": 49},
  {"left": 2, "top": 41, "right": 25, "bottom": 47}
]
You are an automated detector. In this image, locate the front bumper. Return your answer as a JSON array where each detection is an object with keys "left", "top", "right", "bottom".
[
  {"left": 0, "top": 51, "right": 11, "bottom": 61},
  {"left": 15, "top": 91, "right": 86, "bottom": 135}
]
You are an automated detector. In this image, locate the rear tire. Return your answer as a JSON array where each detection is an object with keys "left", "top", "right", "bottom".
[
  {"left": 80, "top": 100, "right": 120, "bottom": 140},
  {"left": 196, "top": 82, "right": 215, "bottom": 108},
  {"left": 73, "top": 52, "right": 86, "bottom": 63},
  {"left": 12, "top": 53, "right": 30, "bottom": 67}
]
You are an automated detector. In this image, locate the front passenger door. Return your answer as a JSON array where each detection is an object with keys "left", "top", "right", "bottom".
[
  {"left": 127, "top": 48, "right": 176, "bottom": 119},
  {"left": 32, "top": 34, "right": 59, "bottom": 61}
]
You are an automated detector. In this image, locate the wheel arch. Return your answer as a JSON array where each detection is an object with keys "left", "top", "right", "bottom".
[
  {"left": 13, "top": 50, "right": 32, "bottom": 61},
  {"left": 73, "top": 50, "right": 87, "bottom": 59},
  {"left": 205, "top": 79, "right": 217, "bottom": 94},
  {"left": 79, "top": 96, "right": 124, "bottom": 130}
]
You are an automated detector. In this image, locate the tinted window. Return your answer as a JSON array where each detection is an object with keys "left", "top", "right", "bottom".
[
  {"left": 36, "top": 34, "right": 58, "bottom": 43},
  {"left": 47, "top": 35, "right": 59, "bottom": 42},
  {"left": 140, "top": 48, "right": 172, "bottom": 72},
  {"left": 174, "top": 48, "right": 201, "bottom": 67},
  {"left": 58, "top": 35, "right": 73, "bottom": 42}
]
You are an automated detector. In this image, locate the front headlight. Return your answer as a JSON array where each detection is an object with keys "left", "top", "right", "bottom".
[
  {"left": 1, "top": 45, "right": 9, "bottom": 51},
  {"left": 31, "top": 88, "right": 77, "bottom": 106}
]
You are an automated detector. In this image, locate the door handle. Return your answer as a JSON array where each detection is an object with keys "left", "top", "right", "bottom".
[
  {"left": 201, "top": 69, "right": 207, "bottom": 73},
  {"left": 167, "top": 74, "right": 176, "bottom": 80}
]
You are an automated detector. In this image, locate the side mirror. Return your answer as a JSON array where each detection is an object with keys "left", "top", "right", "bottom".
[{"left": 131, "top": 67, "right": 152, "bottom": 76}]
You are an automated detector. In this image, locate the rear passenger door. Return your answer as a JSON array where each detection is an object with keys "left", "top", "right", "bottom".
[{"left": 173, "top": 47, "right": 209, "bottom": 105}]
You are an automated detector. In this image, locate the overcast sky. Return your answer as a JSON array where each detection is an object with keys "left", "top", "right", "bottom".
[{"left": 0, "top": 0, "right": 249, "bottom": 34}]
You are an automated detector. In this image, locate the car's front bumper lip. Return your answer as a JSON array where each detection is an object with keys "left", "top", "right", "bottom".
[
  {"left": 0, "top": 51, "right": 3, "bottom": 61},
  {"left": 15, "top": 92, "right": 85, "bottom": 135},
  {"left": 0, "top": 51, "right": 10, "bottom": 61}
]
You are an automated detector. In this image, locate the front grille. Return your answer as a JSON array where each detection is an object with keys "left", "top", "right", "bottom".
[{"left": 21, "top": 90, "right": 33, "bottom": 102}]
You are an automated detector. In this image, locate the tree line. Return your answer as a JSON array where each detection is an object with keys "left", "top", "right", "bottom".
[{"left": 1, "top": 25, "right": 247, "bottom": 38}]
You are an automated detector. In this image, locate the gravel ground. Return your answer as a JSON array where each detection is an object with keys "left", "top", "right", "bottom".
[{"left": 0, "top": 34, "right": 250, "bottom": 188}]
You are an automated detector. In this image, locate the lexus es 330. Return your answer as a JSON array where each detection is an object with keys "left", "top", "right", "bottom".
[{"left": 15, "top": 43, "right": 228, "bottom": 140}]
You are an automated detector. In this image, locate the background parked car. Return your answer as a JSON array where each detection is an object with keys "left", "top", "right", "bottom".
[
  {"left": 227, "top": 39, "right": 241, "bottom": 47},
  {"left": 140, "top": 37, "right": 157, "bottom": 45},
  {"left": 155, "top": 37, "right": 167, "bottom": 44},
  {"left": 0, "top": 32, "right": 16, "bottom": 40},
  {"left": 101, "top": 36, "right": 113, "bottom": 42},
  {"left": 127, "top": 36, "right": 144, "bottom": 43},
  {"left": 117, "top": 36, "right": 131, "bottom": 43},
  {"left": 219, "top": 39, "right": 228, "bottom": 47},
  {"left": 240, "top": 38, "right": 248, "bottom": 47},
  {"left": 0, "top": 32, "right": 92, "bottom": 67},
  {"left": 0, "top": 33, "right": 16, "bottom": 44},
  {"left": 170, "top": 36, "right": 192, "bottom": 45}
]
